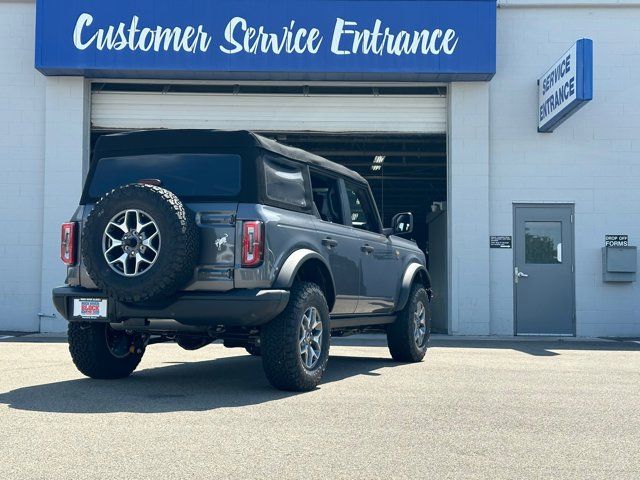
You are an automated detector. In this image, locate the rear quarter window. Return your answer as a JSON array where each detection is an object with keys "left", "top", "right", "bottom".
[
  {"left": 263, "top": 156, "right": 310, "bottom": 209},
  {"left": 87, "top": 154, "right": 241, "bottom": 200}
]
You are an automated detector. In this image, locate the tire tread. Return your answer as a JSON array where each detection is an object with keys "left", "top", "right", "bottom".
[
  {"left": 261, "top": 282, "right": 329, "bottom": 391},
  {"left": 387, "top": 283, "right": 430, "bottom": 362}
]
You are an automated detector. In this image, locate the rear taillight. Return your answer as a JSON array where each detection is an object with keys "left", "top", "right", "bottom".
[
  {"left": 60, "top": 222, "right": 77, "bottom": 265},
  {"left": 241, "top": 221, "right": 264, "bottom": 267}
]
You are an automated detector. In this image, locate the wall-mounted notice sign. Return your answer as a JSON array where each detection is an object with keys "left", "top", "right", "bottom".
[
  {"left": 538, "top": 38, "right": 593, "bottom": 133},
  {"left": 490, "top": 236, "right": 512, "bottom": 249},
  {"left": 605, "top": 235, "right": 629, "bottom": 247}
]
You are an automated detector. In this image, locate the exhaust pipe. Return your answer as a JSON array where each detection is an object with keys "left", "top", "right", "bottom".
[{"left": 110, "top": 319, "right": 209, "bottom": 334}]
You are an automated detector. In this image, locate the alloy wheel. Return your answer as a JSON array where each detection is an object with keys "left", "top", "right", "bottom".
[
  {"left": 414, "top": 300, "right": 427, "bottom": 348},
  {"left": 102, "top": 209, "right": 160, "bottom": 277},
  {"left": 299, "top": 306, "right": 323, "bottom": 370}
]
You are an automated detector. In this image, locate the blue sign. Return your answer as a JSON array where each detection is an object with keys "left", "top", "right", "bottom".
[
  {"left": 35, "top": 0, "right": 496, "bottom": 81},
  {"left": 538, "top": 39, "right": 593, "bottom": 133}
]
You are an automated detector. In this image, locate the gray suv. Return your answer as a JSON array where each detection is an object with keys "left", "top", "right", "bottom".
[{"left": 53, "top": 130, "right": 432, "bottom": 391}]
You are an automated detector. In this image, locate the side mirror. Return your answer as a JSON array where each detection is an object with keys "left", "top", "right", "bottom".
[{"left": 389, "top": 212, "right": 413, "bottom": 236}]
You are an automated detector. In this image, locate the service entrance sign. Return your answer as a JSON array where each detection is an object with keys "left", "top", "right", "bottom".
[
  {"left": 538, "top": 39, "right": 593, "bottom": 133},
  {"left": 35, "top": 0, "right": 497, "bottom": 82}
]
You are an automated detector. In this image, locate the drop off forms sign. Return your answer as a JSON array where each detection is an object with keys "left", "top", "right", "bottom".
[{"left": 538, "top": 39, "right": 593, "bottom": 133}]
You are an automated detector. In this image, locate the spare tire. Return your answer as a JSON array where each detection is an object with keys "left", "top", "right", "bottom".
[{"left": 82, "top": 183, "right": 198, "bottom": 303}]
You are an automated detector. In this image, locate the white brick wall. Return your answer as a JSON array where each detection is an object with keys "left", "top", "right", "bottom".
[
  {"left": 0, "top": 1, "right": 45, "bottom": 332},
  {"left": 490, "top": 5, "right": 640, "bottom": 335},
  {"left": 0, "top": 2, "right": 87, "bottom": 333},
  {"left": 449, "top": 83, "right": 492, "bottom": 335}
]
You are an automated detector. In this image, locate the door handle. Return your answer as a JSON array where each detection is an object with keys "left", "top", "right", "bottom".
[
  {"left": 514, "top": 267, "right": 529, "bottom": 284},
  {"left": 322, "top": 237, "right": 338, "bottom": 248},
  {"left": 361, "top": 244, "right": 374, "bottom": 254}
]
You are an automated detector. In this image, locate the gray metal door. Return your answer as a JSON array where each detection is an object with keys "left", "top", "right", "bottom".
[
  {"left": 355, "top": 229, "right": 398, "bottom": 313},
  {"left": 514, "top": 205, "right": 575, "bottom": 335},
  {"left": 310, "top": 175, "right": 360, "bottom": 315},
  {"left": 343, "top": 182, "right": 399, "bottom": 314},
  {"left": 314, "top": 219, "right": 361, "bottom": 315}
]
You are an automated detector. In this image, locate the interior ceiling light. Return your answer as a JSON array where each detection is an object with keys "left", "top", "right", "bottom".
[{"left": 373, "top": 155, "right": 386, "bottom": 164}]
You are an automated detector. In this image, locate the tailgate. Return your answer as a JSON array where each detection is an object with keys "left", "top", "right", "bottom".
[{"left": 187, "top": 203, "right": 238, "bottom": 291}]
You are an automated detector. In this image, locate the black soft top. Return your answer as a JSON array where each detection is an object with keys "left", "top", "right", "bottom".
[{"left": 94, "top": 129, "right": 367, "bottom": 184}]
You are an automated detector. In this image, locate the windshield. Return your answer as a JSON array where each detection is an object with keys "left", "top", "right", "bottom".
[{"left": 87, "top": 154, "right": 242, "bottom": 200}]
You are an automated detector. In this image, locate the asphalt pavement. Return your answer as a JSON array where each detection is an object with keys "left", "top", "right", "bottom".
[{"left": 0, "top": 336, "right": 638, "bottom": 479}]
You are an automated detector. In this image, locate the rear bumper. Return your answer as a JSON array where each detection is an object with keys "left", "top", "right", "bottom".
[{"left": 52, "top": 286, "right": 290, "bottom": 327}]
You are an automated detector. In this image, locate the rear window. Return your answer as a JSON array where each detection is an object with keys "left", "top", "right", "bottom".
[{"left": 87, "top": 154, "right": 241, "bottom": 200}]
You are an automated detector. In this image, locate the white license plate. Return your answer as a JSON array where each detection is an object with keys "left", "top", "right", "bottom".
[{"left": 73, "top": 298, "right": 108, "bottom": 319}]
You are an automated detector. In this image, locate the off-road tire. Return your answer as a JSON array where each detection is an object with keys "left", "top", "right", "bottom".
[
  {"left": 261, "top": 282, "right": 330, "bottom": 391},
  {"left": 68, "top": 322, "right": 144, "bottom": 379},
  {"left": 82, "top": 183, "right": 198, "bottom": 303},
  {"left": 387, "top": 283, "right": 430, "bottom": 362}
]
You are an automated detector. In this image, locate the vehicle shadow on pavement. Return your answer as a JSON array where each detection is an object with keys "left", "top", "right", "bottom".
[{"left": 0, "top": 354, "right": 399, "bottom": 414}]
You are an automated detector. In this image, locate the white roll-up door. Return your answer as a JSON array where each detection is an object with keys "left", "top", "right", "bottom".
[{"left": 91, "top": 90, "right": 446, "bottom": 134}]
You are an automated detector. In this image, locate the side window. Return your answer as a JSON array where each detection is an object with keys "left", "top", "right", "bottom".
[
  {"left": 310, "top": 170, "right": 344, "bottom": 225},
  {"left": 263, "top": 156, "right": 308, "bottom": 209},
  {"left": 345, "top": 184, "right": 381, "bottom": 233}
]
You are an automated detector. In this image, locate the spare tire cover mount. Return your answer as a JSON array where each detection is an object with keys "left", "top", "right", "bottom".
[{"left": 82, "top": 183, "right": 198, "bottom": 303}]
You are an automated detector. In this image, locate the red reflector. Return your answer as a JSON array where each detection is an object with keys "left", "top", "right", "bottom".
[
  {"left": 241, "top": 221, "right": 264, "bottom": 267},
  {"left": 60, "top": 222, "right": 77, "bottom": 265}
]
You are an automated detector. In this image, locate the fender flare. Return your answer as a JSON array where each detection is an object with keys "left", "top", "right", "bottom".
[
  {"left": 273, "top": 249, "right": 336, "bottom": 308},
  {"left": 396, "top": 263, "right": 432, "bottom": 312}
]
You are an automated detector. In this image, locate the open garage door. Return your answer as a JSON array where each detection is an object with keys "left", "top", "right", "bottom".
[
  {"left": 91, "top": 84, "right": 446, "bottom": 134},
  {"left": 90, "top": 83, "right": 449, "bottom": 333}
]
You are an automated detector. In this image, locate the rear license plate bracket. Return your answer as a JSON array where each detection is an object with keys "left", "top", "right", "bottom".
[{"left": 72, "top": 298, "right": 108, "bottom": 319}]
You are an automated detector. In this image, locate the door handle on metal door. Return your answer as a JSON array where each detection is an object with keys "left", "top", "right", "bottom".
[
  {"left": 361, "top": 244, "right": 374, "bottom": 254},
  {"left": 322, "top": 237, "right": 338, "bottom": 248},
  {"left": 514, "top": 267, "right": 529, "bottom": 284}
]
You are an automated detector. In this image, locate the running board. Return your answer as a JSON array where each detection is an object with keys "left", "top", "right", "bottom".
[{"left": 330, "top": 315, "right": 396, "bottom": 329}]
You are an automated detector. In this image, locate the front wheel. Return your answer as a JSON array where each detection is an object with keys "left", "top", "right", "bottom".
[
  {"left": 386, "top": 284, "right": 430, "bottom": 362},
  {"left": 260, "top": 282, "right": 330, "bottom": 391},
  {"left": 68, "top": 322, "right": 145, "bottom": 379}
]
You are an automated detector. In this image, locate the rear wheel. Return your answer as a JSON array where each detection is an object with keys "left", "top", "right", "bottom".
[
  {"left": 387, "top": 284, "right": 430, "bottom": 362},
  {"left": 261, "top": 282, "right": 329, "bottom": 391},
  {"left": 68, "top": 322, "right": 145, "bottom": 379}
]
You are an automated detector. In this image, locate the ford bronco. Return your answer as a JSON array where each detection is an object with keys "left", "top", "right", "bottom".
[{"left": 52, "top": 130, "right": 432, "bottom": 391}]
